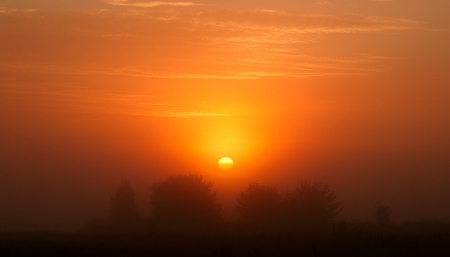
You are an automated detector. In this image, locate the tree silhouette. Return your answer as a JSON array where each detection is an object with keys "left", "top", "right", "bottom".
[
  {"left": 285, "top": 181, "right": 341, "bottom": 227},
  {"left": 235, "top": 182, "right": 283, "bottom": 228},
  {"left": 109, "top": 180, "right": 141, "bottom": 231},
  {"left": 150, "top": 174, "right": 223, "bottom": 231},
  {"left": 375, "top": 203, "right": 391, "bottom": 227}
]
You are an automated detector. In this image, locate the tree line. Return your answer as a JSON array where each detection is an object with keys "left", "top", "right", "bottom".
[{"left": 85, "top": 174, "right": 391, "bottom": 234}]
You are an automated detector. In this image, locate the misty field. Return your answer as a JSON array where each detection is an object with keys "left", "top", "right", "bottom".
[
  {"left": 1, "top": 228, "right": 449, "bottom": 257},
  {"left": 4, "top": 175, "right": 448, "bottom": 256}
]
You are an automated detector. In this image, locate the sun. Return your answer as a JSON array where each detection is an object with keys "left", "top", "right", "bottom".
[{"left": 218, "top": 157, "right": 234, "bottom": 170}]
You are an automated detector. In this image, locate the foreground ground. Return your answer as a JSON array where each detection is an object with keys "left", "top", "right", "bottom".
[{"left": 1, "top": 231, "right": 449, "bottom": 257}]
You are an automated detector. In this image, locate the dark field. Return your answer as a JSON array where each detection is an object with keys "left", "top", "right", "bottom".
[{"left": 1, "top": 229, "right": 449, "bottom": 257}]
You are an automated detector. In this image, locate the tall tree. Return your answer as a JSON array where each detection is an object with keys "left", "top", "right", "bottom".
[
  {"left": 109, "top": 180, "right": 141, "bottom": 230},
  {"left": 235, "top": 182, "right": 283, "bottom": 228},
  {"left": 150, "top": 174, "right": 223, "bottom": 230},
  {"left": 285, "top": 181, "right": 341, "bottom": 226}
]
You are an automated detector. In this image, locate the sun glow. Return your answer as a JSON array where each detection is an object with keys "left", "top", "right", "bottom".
[{"left": 218, "top": 157, "right": 234, "bottom": 170}]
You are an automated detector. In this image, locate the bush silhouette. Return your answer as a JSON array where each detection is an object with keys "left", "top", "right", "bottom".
[
  {"left": 108, "top": 180, "right": 141, "bottom": 232},
  {"left": 150, "top": 174, "right": 223, "bottom": 231},
  {"left": 285, "top": 181, "right": 341, "bottom": 227},
  {"left": 375, "top": 203, "right": 391, "bottom": 227},
  {"left": 235, "top": 182, "right": 283, "bottom": 229}
]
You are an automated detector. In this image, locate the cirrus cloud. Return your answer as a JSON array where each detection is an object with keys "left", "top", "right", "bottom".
[
  {"left": 0, "top": 8, "right": 428, "bottom": 80},
  {"left": 103, "top": 0, "right": 200, "bottom": 8}
]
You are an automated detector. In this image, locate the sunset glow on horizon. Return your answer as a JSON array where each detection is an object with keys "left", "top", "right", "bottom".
[{"left": 0, "top": 0, "right": 449, "bottom": 231}]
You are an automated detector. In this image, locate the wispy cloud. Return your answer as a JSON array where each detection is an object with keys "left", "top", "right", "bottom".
[
  {"left": 0, "top": 84, "right": 228, "bottom": 118},
  {"left": 104, "top": 0, "right": 200, "bottom": 8},
  {"left": 0, "top": 7, "right": 37, "bottom": 13},
  {"left": 315, "top": 1, "right": 331, "bottom": 6},
  {"left": 0, "top": 8, "right": 428, "bottom": 79},
  {"left": 147, "top": 109, "right": 228, "bottom": 118},
  {"left": 0, "top": 7, "right": 17, "bottom": 13}
]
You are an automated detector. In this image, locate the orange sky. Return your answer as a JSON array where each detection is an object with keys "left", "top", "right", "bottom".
[{"left": 0, "top": 0, "right": 449, "bottom": 231}]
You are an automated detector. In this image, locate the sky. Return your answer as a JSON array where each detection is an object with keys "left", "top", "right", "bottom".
[{"left": 0, "top": 0, "right": 449, "bottom": 231}]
